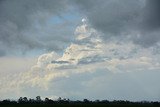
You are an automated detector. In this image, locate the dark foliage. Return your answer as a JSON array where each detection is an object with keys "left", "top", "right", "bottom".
[{"left": 0, "top": 96, "right": 160, "bottom": 107}]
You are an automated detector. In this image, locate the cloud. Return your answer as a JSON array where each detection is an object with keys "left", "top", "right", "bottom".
[
  {"left": 73, "top": 0, "right": 142, "bottom": 35},
  {"left": 0, "top": 0, "right": 78, "bottom": 56},
  {"left": 22, "top": 20, "right": 160, "bottom": 90},
  {"left": 141, "top": 0, "right": 160, "bottom": 31},
  {"left": 52, "top": 61, "right": 69, "bottom": 64},
  {"left": 0, "top": 19, "right": 160, "bottom": 100},
  {"left": 2, "top": 0, "right": 160, "bottom": 57},
  {"left": 133, "top": 0, "right": 160, "bottom": 47},
  {"left": 0, "top": 0, "right": 160, "bottom": 101},
  {"left": 73, "top": 0, "right": 160, "bottom": 47},
  {"left": 0, "top": 56, "right": 36, "bottom": 99}
]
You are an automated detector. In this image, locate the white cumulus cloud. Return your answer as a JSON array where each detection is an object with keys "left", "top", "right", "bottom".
[
  {"left": 1, "top": 19, "right": 160, "bottom": 100},
  {"left": 25, "top": 19, "right": 160, "bottom": 88}
]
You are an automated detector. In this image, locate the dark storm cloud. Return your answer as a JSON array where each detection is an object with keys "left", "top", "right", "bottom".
[
  {"left": 134, "top": 0, "right": 160, "bottom": 47},
  {"left": 1, "top": 0, "right": 160, "bottom": 57},
  {"left": 73, "top": 0, "right": 160, "bottom": 47},
  {"left": 0, "top": 0, "right": 73, "bottom": 56},
  {"left": 73, "top": 0, "right": 142, "bottom": 36},
  {"left": 0, "top": 0, "right": 67, "bottom": 29},
  {"left": 141, "top": 0, "right": 160, "bottom": 31}
]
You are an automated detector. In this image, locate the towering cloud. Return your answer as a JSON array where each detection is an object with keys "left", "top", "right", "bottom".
[
  {"left": 0, "top": 18, "right": 160, "bottom": 101},
  {"left": 25, "top": 19, "right": 160, "bottom": 89},
  {"left": 0, "top": 0, "right": 160, "bottom": 101}
]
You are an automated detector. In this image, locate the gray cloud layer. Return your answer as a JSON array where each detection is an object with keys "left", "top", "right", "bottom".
[
  {"left": 73, "top": 0, "right": 160, "bottom": 47},
  {"left": 0, "top": 0, "right": 75, "bottom": 56},
  {"left": 142, "top": 0, "right": 160, "bottom": 31},
  {"left": 1, "top": 0, "right": 160, "bottom": 56}
]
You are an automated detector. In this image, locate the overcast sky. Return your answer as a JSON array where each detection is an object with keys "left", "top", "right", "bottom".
[{"left": 0, "top": 0, "right": 160, "bottom": 101}]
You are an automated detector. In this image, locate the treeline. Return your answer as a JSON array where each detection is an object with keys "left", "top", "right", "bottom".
[{"left": 0, "top": 96, "right": 160, "bottom": 106}]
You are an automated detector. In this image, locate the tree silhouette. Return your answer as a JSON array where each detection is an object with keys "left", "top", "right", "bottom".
[
  {"left": 18, "top": 97, "right": 23, "bottom": 103},
  {"left": 36, "top": 96, "right": 41, "bottom": 102},
  {"left": 45, "top": 97, "right": 49, "bottom": 102},
  {"left": 23, "top": 97, "right": 28, "bottom": 102},
  {"left": 0, "top": 96, "right": 160, "bottom": 106},
  {"left": 83, "top": 99, "right": 90, "bottom": 103}
]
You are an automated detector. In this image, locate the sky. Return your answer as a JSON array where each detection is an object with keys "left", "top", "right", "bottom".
[{"left": 0, "top": 0, "right": 160, "bottom": 101}]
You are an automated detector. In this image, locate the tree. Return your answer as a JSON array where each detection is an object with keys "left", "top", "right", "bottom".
[
  {"left": 18, "top": 97, "right": 23, "bottom": 103},
  {"left": 23, "top": 97, "right": 28, "bottom": 102},
  {"left": 57, "top": 97, "right": 61, "bottom": 101},
  {"left": 83, "top": 99, "right": 90, "bottom": 103},
  {"left": 36, "top": 96, "right": 41, "bottom": 102},
  {"left": 45, "top": 98, "right": 49, "bottom": 102}
]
